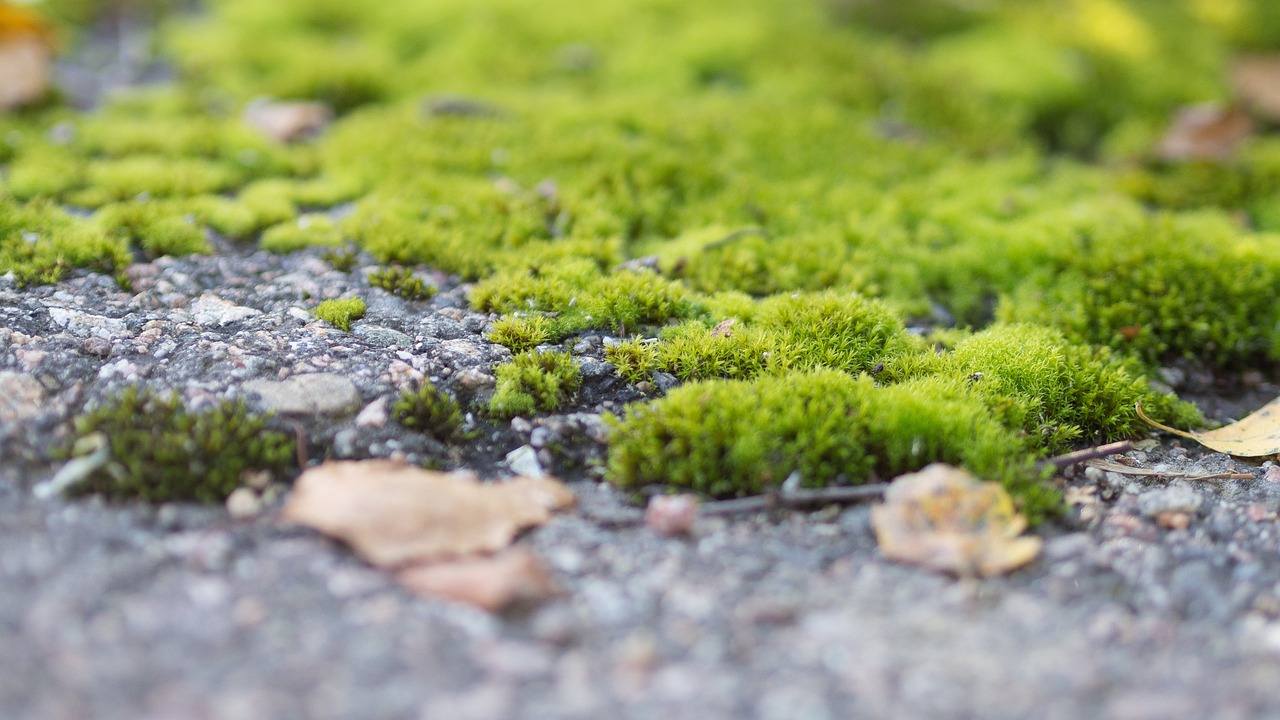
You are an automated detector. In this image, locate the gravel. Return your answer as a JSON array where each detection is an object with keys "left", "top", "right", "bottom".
[{"left": 5, "top": 241, "right": 1280, "bottom": 719}]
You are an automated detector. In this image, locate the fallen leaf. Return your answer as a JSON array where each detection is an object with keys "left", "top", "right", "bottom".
[
  {"left": 1156, "top": 103, "right": 1254, "bottom": 161},
  {"left": 395, "top": 548, "right": 559, "bottom": 612},
  {"left": 870, "top": 464, "right": 1042, "bottom": 578},
  {"left": 243, "top": 99, "right": 333, "bottom": 143},
  {"left": 281, "top": 459, "right": 575, "bottom": 567},
  {"left": 1232, "top": 55, "right": 1280, "bottom": 123},
  {"left": 0, "top": 4, "right": 54, "bottom": 111},
  {"left": 1137, "top": 399, "right": 1280, "bottom": 457}
]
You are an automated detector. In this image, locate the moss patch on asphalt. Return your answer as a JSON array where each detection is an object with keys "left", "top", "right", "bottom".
[{"left": 8, "top": 0, "right": 1279, "bottom": 511}]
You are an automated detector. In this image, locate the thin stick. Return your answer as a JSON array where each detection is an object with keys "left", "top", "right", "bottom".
[
  {"left": 582, "top": 483, "right": 890, "bottom": 526},
  {"left": 1044, "top": 440, "right": 1134, "bottom": 469},
  {"left": 701, "top": 484, "right": 890, "bottom": 516}
]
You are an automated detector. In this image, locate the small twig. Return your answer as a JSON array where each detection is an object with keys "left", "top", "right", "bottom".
[
  {"left": 290, "top": 422, "right": 309, "bottom": 468},
  {"left": 701, "top": 484, "right": 890, "bottom": 516},
  {"left": 1044, "top": 440, "right": 1133, "bottom": 470},
  {"left": 580, "top": 483, "right": 889, "bottom": 526}
]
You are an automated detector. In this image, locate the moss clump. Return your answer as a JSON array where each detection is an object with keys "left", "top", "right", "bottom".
[
  {"left": 472, "top": 265, "right": 700, "bottom": 344},
  {"left": 368, "top": 265, "right": 437, "bottom": 301},
  {"left": 95, "top": 201, "right": 210, "bottom": 258},
  {"left": 489, "top": 350, "right": 582, "bottom": 419},
  {"left": 314, "top": 297, "right": 366, "bottom": 331},
  {"left": 999, "top": 211, "right": 1280, "bottom": 368},
  {"left": 488, "top": 314, "right": 556, "bottom": 353},
  {"left": 0, "top": 198, "right": 131, "bottom": 286},
  {"left": 642, "top": 290, "right": 916, "bottom": 382},
  {"left": 260, "top": 215, "right": 343, "bottom": 253},
  {"left": 392, "top": 382, "right": 464, "bottom": 441},
  {"left": 604, "top": 337, "right": 660, "bottom": 383},
  {"left": 606, "top": 369, "right": 1056, "bottom": 520},
  {"left": 936, "top": 324, "right": 1203, "bottom": 452},
  {"left": 61, "top": 386, "right": 294, "bottom": 504}
]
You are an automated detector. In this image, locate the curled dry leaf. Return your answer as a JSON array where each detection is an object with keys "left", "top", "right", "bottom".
[
  {"left": 710, "top": 318, "right": 736, "bottom": 338},
  {"left": 870, "top": 464, "right": 1042, "bottom": 578},
  {"left": 0, "top": 4, "right": 55, "bottom": 111},
  {"left": 1156, "top": 103, "right": 1254, "bottom": 161},
  {"left": 281, "top": 459, "right": 575, "bottom": 567},
  {"left": 395, "top": 548, "right": 559, "bottom": 613},
  {"left": 1137, "top": 399, "right": 1280, "bottom": 457},
  {"left": 1232, "top": 55, "right": 1280, "bottom": 123},
  {"left": 244, "top": 99, "right": 333, "bottom": 143}
]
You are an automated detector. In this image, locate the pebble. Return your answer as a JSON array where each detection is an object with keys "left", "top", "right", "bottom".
[
  {"left": 0, "top": 371, "right": 45, "bottom": 422},
  {"left": 1138, "top": 486, "right": 1202, "bottom": 517},
  {"left": 225, "top": 488, "right": 263, "bottom": 519},
  {"left": 353, "top": 325, "right": 414, "bottom": 348},
  {"left": 506, "top": 444, "right": 544, "bottom": 477},
  {"left": 243, "top": 373, "right": 362, "bottom": 416},
  {"left": 355, "top": 397, "right": 390, "bottom": 428},
  {"left": 81, "top": 336, "right": 111, "bottom": 357},
  {"left": 189, "top": 295, "right": 263, "bottom": 326},
  {"left": 46, "top": 307, "right": 127, "bottom": 338}
]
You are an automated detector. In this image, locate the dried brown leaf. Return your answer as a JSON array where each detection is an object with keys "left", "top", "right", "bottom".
[
  {"left": 281, "top": 459, "right": 574, "bottom": 567},
  {"left": 1232, "top": 55, "right": 1280, "bottom": 123},
  {"left": 870, "top": 464, "right": 1041, "bottom": 578},
  {"left": 1137, "top": 399, "right": 1280, "bottom": 457},
  {"left": 395, "top": 548, "right": 560, "bottom": 612},
  {"left": 1156, "top": 103, "right": 1254, "bottom": 161}
]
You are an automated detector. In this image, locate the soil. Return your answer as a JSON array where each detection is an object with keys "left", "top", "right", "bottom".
[{"left": 5, "top": 241, "right": 1280, "bottom": 720}]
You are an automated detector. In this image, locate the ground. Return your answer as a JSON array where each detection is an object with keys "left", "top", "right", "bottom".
[{"left": 6, "top": 0, "right": 1280, "bottom": 718}]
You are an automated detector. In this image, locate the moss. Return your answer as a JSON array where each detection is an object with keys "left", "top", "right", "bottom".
[
  {"left": 368, "top": 265, "right": 436, "bottom": 301},
  {"left": 260, "top": 215, "right": 342, "bottom": 253},
  {"left": 314, "top": 297, "right": 366, "bottom": 331},
  {"left": 94, "top": 201, "right": 210, "bottom": 258},
  {"left": 392, "top": 382, "right": 465, "bottom": 441},
  {"left": 999, "top": 211, "right": 1280, "bottom": 368},
  {"left": 489, "top": 349, "right": 582, "bottom": 419},
  {"left": 0, "top": 198, "right": 131, "bottom": 286},
  {"left": 938, "top": 324, "right": 1203, "bottom": 452},
  {"left": 488, "top": 314, "right": 556, "bottom": 353},
  {"left": 604, "top": 337, "right": 659, "bottom": 383},
  {"left": 606, "top": 369, "right": 1056, "bottom": 520},
  {"left": 60, "top": 386, "right": 294, "bottom": 504}
]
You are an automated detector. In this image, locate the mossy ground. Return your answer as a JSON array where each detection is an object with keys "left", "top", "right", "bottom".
[
  {"left": 8, "top": 0, "right": 1280, "bottom": 511},
  {"left": 60, "top": 386, "right": 294, "bottom": 503}
]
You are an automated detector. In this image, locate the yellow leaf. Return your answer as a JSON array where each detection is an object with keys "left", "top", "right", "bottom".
[
  {"left": 1136, "top": 399, "right": 1280, "bottom": 457},
  {"left": 870, "top": 464, "right": 1042, "bottom": 578}
]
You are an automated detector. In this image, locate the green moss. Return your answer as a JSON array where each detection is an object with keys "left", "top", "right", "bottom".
[
  {"left": 604, "top": 337, "right": 659, "bottom": 383},
  {"left": 60, "top": 386, "right": 294, "bottom": 504},
  {"left": 94, "top": 201, "right": 210, "bottom": 257},
  {"left": 938, "top": 324, "right": 1203, "bottom": 452},
  {"left": 606, "top": 369, "right": 1056, "bottom": 520},
  {"left": 261, "top": 215, "right": 343, "bottom": 253},
  {"left": 368, "top": 265, "right": 436, "bottom": 301},
  {"left": 314, "top": 296, "right": 366, "bottom": 331},
  {"left": 488, "top": 314, "right": 556, "bottom": 353},
  {"left": 999, "top": 211, "right": 1280, "bottom": 368},
  {"left": 489, "top": 350, "right": 582, "bottom": 419},
  {"left": 647, "top": 290, "right": 915, "bottom": 382},
  {"left": 392, "top": 382, "right": 465, "bottom": 441},
  {"left": 0, "top": 198, "right": 131, "bottom": 286}
]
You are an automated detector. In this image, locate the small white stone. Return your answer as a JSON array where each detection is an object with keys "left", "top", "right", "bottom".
[
  {"left": 505, "top": 444, "right": 544, "bottom": 477},
  {"left": 225, "top": 488, "right": 263, "bottom": 518}
]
